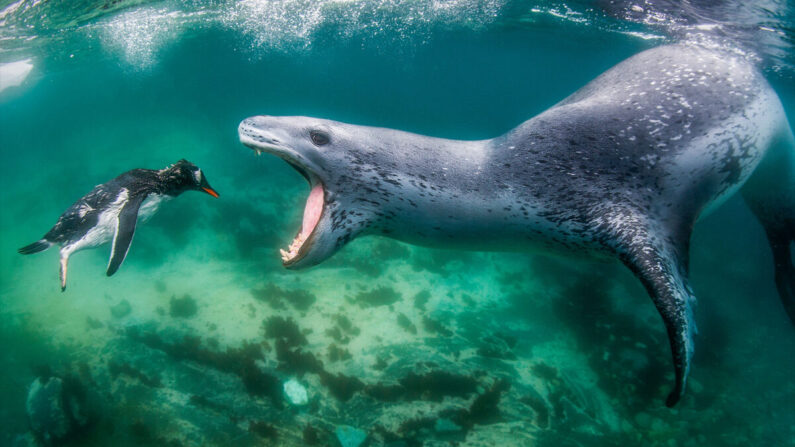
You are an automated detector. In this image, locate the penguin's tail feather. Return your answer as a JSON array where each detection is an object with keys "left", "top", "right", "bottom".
[{"left": 18, "top": 239, "right": 52, "bottom": 255}]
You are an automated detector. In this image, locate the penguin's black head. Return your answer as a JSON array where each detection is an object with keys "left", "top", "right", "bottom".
[{"left": 162, "top": 159, "right": 219, "bottom": 198}]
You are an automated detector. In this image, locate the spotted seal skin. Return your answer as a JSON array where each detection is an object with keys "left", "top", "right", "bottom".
[{"left": 238, "top": 44, "right": 795, "bottom": 407}]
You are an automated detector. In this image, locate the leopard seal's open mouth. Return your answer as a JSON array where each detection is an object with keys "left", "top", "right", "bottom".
[{"left": 238, "top": 118, "right": 326, "bottom": 267}]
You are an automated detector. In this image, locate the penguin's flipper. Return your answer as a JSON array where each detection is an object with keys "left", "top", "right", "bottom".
[{"left": 107, "top": 194, "right": 145, "bottom": 276}]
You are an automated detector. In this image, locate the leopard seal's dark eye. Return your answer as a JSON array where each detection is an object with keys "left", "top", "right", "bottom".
[{"left": 310, "top": 131, "right": 329, "bottom": 146}]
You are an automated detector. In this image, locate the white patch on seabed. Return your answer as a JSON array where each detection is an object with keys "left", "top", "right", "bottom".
[{"left": 0, "top": 59, "right": 33, "bottom": 94}]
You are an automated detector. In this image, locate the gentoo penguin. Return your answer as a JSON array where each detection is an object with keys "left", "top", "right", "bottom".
[{"left": 18, "top": 159, "right": 219, "bottom": 291}]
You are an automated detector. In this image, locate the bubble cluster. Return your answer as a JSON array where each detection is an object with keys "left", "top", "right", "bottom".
[
  {"left": 92, "top": 0, "right": 509, "bottom": 68},
  {"left": 0, "top": 0, "right": 792, "bottom": 76},
  {"left": 99, "top": 6, "right": 188, "bottom": 69},
  {"left": 221, "top": 0, "right": 507, "bottom": 53}
]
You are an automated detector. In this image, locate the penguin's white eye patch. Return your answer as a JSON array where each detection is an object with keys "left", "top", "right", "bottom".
[{"left": 193, "top": 169, "right": 202, "bottom": 183}]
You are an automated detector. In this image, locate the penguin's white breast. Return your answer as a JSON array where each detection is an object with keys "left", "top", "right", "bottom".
[
  {"left": 138, "top": 193, "right": 170, "bottom": 222},
  {"left": 64, "top": 189, "right": 129, "bottom": 254}
]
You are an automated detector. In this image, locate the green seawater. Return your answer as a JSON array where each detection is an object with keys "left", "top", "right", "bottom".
[{"left": 1, "top": 1, "right": 794, "bottom": 446}]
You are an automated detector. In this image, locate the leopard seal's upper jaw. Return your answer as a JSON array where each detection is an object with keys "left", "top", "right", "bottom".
[
  {"left": 239, "top": 118, "right": 321, "bottom": 186},
  {"left": 238, "top": 44, "right": 795, "bottom": 407},
  {"left": 238, "top": 116, "right": 343, "bottom": 269}
]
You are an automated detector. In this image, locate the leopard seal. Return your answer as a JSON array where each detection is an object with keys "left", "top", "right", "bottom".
[{"left": 238, "top": 44, "right": 795, "bottom": 407}]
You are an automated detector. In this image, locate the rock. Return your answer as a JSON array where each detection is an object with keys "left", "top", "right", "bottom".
[
  {"left": 335, "top": 425, "right": 367, "bottom": 447},
  {"left": 11, "top": 433, "right": 35, "bottom": 447},
  {"left": 169, "top": 294, "right": 198, "bottom": 318},
  {"left": 110, "top": 300, "right": 131, "bottom": 319},
  {"left": 284, "top": 379, "right": 309, "bottom": 406},
  {"left": 634, "top": 411, "right": 652, "bottom": 429},
  {"left": 434, "top": 418, "right": 462, "bottom": 433},
  {"left": 26, "top": 377, "right": 70, "bottom": 442},
  {"left": 620, "top": 419, "right": 633, "bottom": 432},
  {"left": 477, "top": 335, "right": 516, "bottom": 360},
  {"left": 26, "top": 376, "right": 89, "bottom": 444},
  {"left": 354, "top": 286, "right": 401, "bottom": 308},
  {"left": 650, "top": 418, "right": 668, "bottom": 432},
  {"left": 617, "top": 348, "right": 649, "bottom": 371}
]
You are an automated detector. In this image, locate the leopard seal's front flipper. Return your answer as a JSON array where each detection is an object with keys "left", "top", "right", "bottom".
[
  {"left": 238, "top": 43, "right": 794, "bottom": 406},
  {"left": 597, "top": 207, "right": 697, "bottom": 406}
]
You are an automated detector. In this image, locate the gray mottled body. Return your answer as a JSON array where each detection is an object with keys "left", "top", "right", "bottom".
[{"left": 239, "top": 44, "right": 795, "bottom": 407}]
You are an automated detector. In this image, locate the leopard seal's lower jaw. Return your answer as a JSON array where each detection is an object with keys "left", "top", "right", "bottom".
[{"left": 238, "top": 43, "right": 795, "bottom": 407}]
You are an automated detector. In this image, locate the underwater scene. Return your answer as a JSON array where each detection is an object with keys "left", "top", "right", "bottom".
[{"left": 1, "top": 0, "right": 794, "bottom": 446}]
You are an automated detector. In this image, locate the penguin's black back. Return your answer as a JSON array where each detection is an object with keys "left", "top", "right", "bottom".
[{"left": 44, "top": 169, "right": 164, "bottom": 244}]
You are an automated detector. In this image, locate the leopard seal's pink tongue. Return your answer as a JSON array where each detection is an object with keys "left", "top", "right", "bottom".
[{"left": 301, "top": 183, "right": 324, "bottom": 238}]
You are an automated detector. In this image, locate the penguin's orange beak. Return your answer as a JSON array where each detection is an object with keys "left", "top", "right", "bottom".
[
  {"left": 202, "top": 187, "right": 219, "bottom": 198},
  {"left": 199, "top": 175, "right": 219, "bottom": 198}
]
